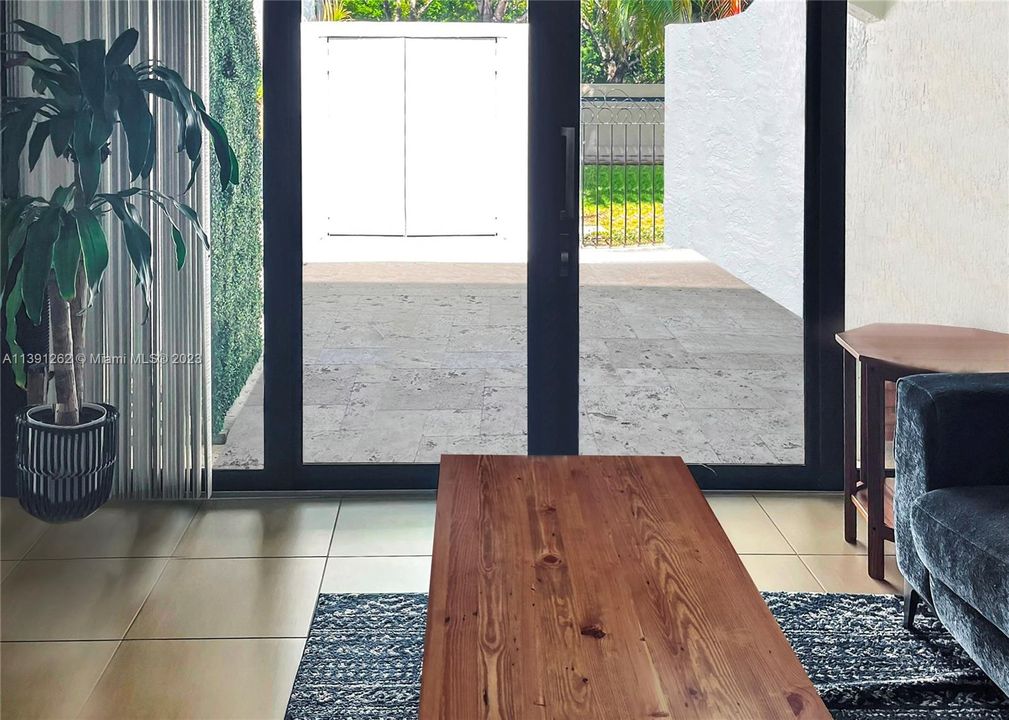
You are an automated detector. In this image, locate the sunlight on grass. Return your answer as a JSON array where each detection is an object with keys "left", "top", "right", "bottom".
[{"left": 582, "top": 165, "right": 664, "bottom": 246}]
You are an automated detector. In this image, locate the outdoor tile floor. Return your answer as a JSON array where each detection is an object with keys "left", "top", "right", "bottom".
[
  {"left": 0, "top": 493, "right": 900, "bottom": 719},
  {"left": 215, "top": 259, "right": 803, "bottom": 469}
]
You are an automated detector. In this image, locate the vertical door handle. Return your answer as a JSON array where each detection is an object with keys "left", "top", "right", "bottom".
[{"left": 561, "top": 126, "right": 576, "bottom": 221}]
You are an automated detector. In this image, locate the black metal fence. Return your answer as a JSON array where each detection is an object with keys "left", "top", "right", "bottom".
[{"left": 580, "top": 91, "right": 664, "bottom": 247}]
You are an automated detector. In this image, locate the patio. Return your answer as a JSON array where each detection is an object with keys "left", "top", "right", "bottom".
[{"left": 214, "top": 252, "right": 803, "bottom": 470}]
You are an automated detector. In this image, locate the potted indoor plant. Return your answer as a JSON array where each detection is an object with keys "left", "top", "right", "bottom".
[{"left": 2, "top": 20, "right": 238, "bottom": 521}]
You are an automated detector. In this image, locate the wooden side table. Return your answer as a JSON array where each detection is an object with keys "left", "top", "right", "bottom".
[{"left": 836, "top": 324, "right": 1009, "bottom": 580}]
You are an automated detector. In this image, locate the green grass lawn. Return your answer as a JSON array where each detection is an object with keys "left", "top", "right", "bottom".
[
  {"left": 582, "top": 164, "right": 664, "bottom": 246},
  {"left": 582, "top": 164, "right": 664, "bottom": 208}
]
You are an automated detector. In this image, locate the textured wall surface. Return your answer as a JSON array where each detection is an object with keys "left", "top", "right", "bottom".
[
  {"left": 846, "top": 0, "right": 1009, "bottom": 332},
  {"left": 664, "top": 0, "right": 806, "bottom": 317}
]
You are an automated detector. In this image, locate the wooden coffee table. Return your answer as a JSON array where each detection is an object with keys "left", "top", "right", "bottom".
[
  {"left": 420, "top": 455, "right": 830, "bottom": 719},
  {"left": 836, "top": 324, "right": 1009, "bottom": 580}
]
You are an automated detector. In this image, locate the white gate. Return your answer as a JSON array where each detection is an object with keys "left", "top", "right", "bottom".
[{"left": 302, "top": 23, "right": 528, "bottom": 263}]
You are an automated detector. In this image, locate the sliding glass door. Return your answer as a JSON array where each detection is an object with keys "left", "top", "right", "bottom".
[
  {"left": 527, "top": 0, "right": 844, "bottom": 491},
  {"left": 214, "top": 0, "right": 844, "bottom": 493}
]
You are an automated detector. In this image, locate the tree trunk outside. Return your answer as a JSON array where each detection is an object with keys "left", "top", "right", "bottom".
[{"left": 47, "top": 276, "right": 79, "bottom": 425}]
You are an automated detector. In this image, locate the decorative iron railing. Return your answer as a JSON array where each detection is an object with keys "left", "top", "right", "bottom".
[{"left": 581, "top": 90, "right": 664, "bottom": 247}]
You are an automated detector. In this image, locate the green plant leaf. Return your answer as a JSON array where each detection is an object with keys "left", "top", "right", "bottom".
[
  {"left": 50, "top": 185, "right": 74, "bottom": 211},
  {"left": 152, "top": 66, "right": 201, "bottom": 162},
  {"left": 142, "top": 190, "right": 207, "bottom": 248},
  {"left": 144, "top": 192, "right": 188, "bottom": 269},
  {"left": 75, "top": 39, "right": 107, "bottom": 118},
  {"left": 13, "top": 20, "right": 70, "bottom": 62},
  {"left": 137, "top": 77, "right": 172, "bottom": 100},
  {"left": 1, "top": 196, "right": 35, "bottom": 247},
  {"left": 4, "top": 270, "right": 27, "bottom": 388},
  {"left": 1, "top": 197, "right": 36, "bottom": 297},
  {"left": 170, "top": 224, "right": 185, "bottom": 269},
  {"left": 3, "top": 213, "right": 33, "bottom": 276},
  {"left": 102, "top": 194, "right": 151, "bottom": 289},
  {"left": 2, "top": 107, "right": 38, "bottom": 196},
  {"left": 20, "top": 206, "right": 61, "bottom": 324},
  {"left": 228, "top": 144, "right": 239, "bottom": 185},
  {"left": 72, "top": 207, "right": 109, "bottom": 290},
  {"left": 105, "top": 28, "right": 139, "bottom": 67},
  {"left": 51, "top": 210, "right": 80, "bottom": 300},
  {"left": 26, "top": 120, "right": 50, "bottom": 171},
  {"left": 73, "top": 110, "right": 112, "bottom": 200},
  {"left": 114, "top": 66, "right": 153, "bottom": 179},
  {"left": 196, "top": 106, "right": 235, "bottom": 190},
  {"left": 49, "top": 114, "right": 74, "bottom": 156},
  {"left": 141, "top": 120, "right": 157, "bottom": 178}
]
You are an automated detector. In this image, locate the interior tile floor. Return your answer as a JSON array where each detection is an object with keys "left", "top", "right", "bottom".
[
  {"left": 215, "top": 260, "right": 803, "bottom": 470},
  {"left": 0, "top": 492, "right": 900, "bottom": 719}
]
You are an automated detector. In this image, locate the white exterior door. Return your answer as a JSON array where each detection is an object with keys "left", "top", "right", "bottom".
[
  {"left": 404, "top": 38, "right": 498, "bottom": 236},
  {"left": 324, "top": 37, "right": 406, "bottom": 236}
]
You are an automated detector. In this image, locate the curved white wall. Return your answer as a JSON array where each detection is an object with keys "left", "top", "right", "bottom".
[{"left": 664, "top": 0, "right": 806, "bottom": 316}]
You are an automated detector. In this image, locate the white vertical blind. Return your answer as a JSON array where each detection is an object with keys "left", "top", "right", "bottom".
[{"left": 9, "top": 0, "right": 212, "bottom": 499}]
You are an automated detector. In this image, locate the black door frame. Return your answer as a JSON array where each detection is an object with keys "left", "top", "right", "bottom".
[{"left": 212, "top": 0, "right": 847, "bottom": 493}]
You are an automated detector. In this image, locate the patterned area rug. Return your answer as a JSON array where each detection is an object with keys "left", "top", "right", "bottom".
[{"left": 285, "top": 592, "right": 1009, "bottom": 719}]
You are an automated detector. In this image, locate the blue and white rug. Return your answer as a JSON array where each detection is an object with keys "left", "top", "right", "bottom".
[{"left": 285, "top": 592, "right": 1009, "bottom": 719}]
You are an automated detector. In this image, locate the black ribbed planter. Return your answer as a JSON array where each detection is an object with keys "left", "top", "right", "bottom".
[{"left": 15, "top": 403, "right": 119, "bottom": 523}]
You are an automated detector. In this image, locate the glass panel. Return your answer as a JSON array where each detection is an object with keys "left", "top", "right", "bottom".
[
  {"left": 301, "top": 5, "right": 528, "bottom": 463},
  {"left": 578, "top": 0, "right": 804, "bottom": 463},
  {"left": 211, "top": 0, "right": 265, "bottom": 470}
]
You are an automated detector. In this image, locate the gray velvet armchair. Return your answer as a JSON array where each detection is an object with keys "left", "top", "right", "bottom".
[{"left": 894, "top": 372, "right": 1009, "bottom": 695}]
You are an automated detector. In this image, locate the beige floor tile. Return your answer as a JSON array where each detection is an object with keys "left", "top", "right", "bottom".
[
  {"left": 800, "top": 554, "right": 904, "bottom": 595},
  {"left": 25, "top": 501, "right": 198, "bottom": 559},
  {"left": 1, "top": 499, "right": 49, "bottom": 560},
  {"left": 740, "top": 555, "right": 824, "bottom": 593},
  {"left": 78, "top": 638, "right": 304, "bottom": 720},
  {"left": 329, "top": 497, "right": 435, "bottom": 557},
  {"left": 174, "top": 499, "right": 341, "bottom": 558},
  {"left": 1, "top": 560, "right": 17, "bottom": 582},
  {"left": 0, "top": 640, "right": 119, "bottom": 720},
  {"left": 704, "top": 493, "right": 794, "bottom": 554},
  {"left": 322, "top": 555, "right": 432, "bottom": 593},
  {"left": 755, "top": 493, "right": 896, "bottom": 556},
  {"left": 127, "top": 557, "right": 324, "bottom": 639},
  {"left": 1, "top": 558, "right": 167, "bottom": 641}
]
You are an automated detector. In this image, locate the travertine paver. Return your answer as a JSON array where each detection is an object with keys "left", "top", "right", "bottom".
[{"left": 214, "top": 262, "right": 803, "bottom": 469}]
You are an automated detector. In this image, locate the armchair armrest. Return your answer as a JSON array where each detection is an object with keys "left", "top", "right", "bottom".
[{"left": 893, "top": 373, "right": 1009, "bottom": 595}]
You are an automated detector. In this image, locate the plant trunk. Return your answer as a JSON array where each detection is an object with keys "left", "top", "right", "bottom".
[
  {"left": 21, "top": 299, "right": 49, "bottom": 405},
  {"left": 47, "top": 276, "right": 79, "bottom": 425},
  {"left": 70, "top": 267, "right": 87, "bottom": 408}
]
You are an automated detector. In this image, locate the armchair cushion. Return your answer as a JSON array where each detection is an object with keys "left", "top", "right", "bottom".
[{"left": 911, "top": 486, "right": 1009, "bottom": 640}]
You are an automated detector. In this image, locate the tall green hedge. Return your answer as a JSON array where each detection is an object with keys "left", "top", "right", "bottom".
[{"left": 210, "top": 0, "right": 263, "bottom": 433}]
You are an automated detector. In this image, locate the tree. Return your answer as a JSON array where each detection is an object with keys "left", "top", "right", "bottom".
[
  {"left": 475, "top": 0, "right": 525, "bottom": 23},
  {"left": 580, "top": 0, "right": 750, "bottom": 84}
]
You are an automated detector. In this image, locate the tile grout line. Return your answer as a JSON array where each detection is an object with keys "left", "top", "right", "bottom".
[
  {"left": 752, "top": 493, "right": 801, "bottom": 556},
  {"left": 316, "top": 498, "right": 344, "bottom": 600},
  {"left": 795, "top": 554, "right": 827, "bottom": 593},
  {"left": 109, "top": 499, "right": 203, "bottom": 646},
  {"left": 70, "top": 638, "right": 123, "bottom": 720}
]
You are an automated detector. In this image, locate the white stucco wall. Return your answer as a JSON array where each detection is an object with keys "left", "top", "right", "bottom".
[
  {"left": 845, "top": 0, "right": 1009, "bottom": 333},
  {"left": 664, "top": 0, "right": 806, "bottom": 317}
]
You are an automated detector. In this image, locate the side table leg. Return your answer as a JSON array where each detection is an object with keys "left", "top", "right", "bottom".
[
  {"left": 843, "top": 352, "right": 857, "bottom": 544},
  {"left": 861, "top": 363, "right": 886, "bottom": 580}
]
